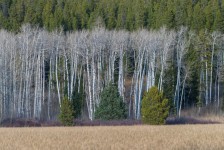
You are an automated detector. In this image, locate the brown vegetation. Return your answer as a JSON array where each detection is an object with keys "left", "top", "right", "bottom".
[
  {"left": 0, "top": 118, "right": 42, "bottom": 127},
  {"left": 0, "top": 125, "right": 224, "bottom": 150},
  {"left": 178, "top": 106, "right": 224, "bottom": 124}
]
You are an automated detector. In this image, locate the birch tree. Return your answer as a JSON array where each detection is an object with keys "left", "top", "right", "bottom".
[
  {"left": 173, "top": 27, "right": 192, "bottom": 116},
  {"left": 208, "top": 31, "right": 221, "bottom": 103}
]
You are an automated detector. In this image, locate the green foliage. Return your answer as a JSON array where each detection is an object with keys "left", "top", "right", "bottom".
[
  {"left": 192, "top": 3, "right": 205, "bottom": 31},
  {"left": 213, "top": 9, "right": 224, "bottom": 32},
  {"left": 141, "top": 86, "right": 169, "bottom": 125},
  {"left": 58, "top": 97, "right": 74, "bottom": 126},
  {"left": 72, "top": 91, "right": 83, "bottom": 118},
  {"left": 163, "top": 65, "right": 175, "bottom": 113},
  {"left": 0, "top": 0, "right": 223, "bottom": 32},
  {"left": 72, "top": 77, "right": 84, "bottom": 118},
  {"left": 95, "top": 83, "right": 127, "bottom": 120}
]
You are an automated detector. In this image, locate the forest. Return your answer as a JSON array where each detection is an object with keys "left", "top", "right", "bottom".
[
  {"left": 0, "top": 0, "right": 224, "bottom": 121},
  {"left": 0, "top": 0, "right": 223, "bottom": 32},
  {"left": 0, "top": 25, "right": 223, "bottom": 121}
]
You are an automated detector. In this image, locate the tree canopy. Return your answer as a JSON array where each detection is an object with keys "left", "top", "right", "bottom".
[{"left": 0, "top": 0, "right": 224, "bottom": 32}]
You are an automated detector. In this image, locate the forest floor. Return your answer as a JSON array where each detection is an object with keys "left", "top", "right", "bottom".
[{"left": 0, "top": 125, "right": 224, "bottom": 150}]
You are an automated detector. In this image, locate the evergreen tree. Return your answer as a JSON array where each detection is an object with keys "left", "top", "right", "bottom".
[
  {"left": 24, "top": 4, "right": 35, "bottom": 25},
  {"left": 164, "top": 0, "right": 175, "bottom": 29},
  {"left": 213, "top": 9, "right": 224, "bottom": 32},
  {"left": 141, "top": 86, "right": 169, "bottom": 125},
  {"left": 146, "top": 1, "right": 154, "bottom": 29},
  {"left": 54, "top": 5, "right": 63, "bottom": 29},
  {"left": 63, "top": 2, "right": 73, "bottom": 31},
  {"left": 125, "top": 5, "right": 135, "bottom": 31},
  {"left": 134, "top": 0, "right": 146, "bottom": 29},
  {"left": 116, "top": 1, "right": 127, "bottom": 29},
  {"left": 204, "top": 2, "right": 214, "bottom": 31},
  {"left": 163, "top": 65, "right": 175, "bottom": 113},
  {"left": 105, "top": 2, "right": 116, "bottom": 30},
  {"left": 192, "top": 3, "right": 205, "bottom": 31},
  {"left": 0, "top": 0, "right": 222, "bottom": 32},
  {"left": 80, "top": 0, "right": 89, "bottom": 29},
  {"left": 95, "top": 83, "right": 127, "bottom": 120},
  {"left": 42, "top": 0, "right": 53, "bottom": 30},
  {"left": 186, "top": 0, "right": 193, "bottom": 27},
  {"left": 72, "top": 77, "right": 84, "bottom": 118},
  {"left": 175, "top": 0, "right": 187, "bottom": 27},
  {"left": 8, "top": 0, "right": 25, "bottom": 31},
  {"left": 59, "top": 97, "right": 75, "bottom": 126}
]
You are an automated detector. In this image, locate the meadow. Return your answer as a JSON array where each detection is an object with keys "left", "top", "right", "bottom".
[{"left": 0, "top": 125, "right": 224, "bottom": 150}]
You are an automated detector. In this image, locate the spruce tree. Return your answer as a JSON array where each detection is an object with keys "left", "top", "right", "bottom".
[
  {"left": 72, "top": 77, "right": 84, "bottom": 118},
  {"left": 95, "top": 83, "right": 127, "bottom": 120},
  {"left": 59, "top": 97, "right": 75, "bottom": 126},
  {"left": 213, "top": 9, "right": 224, "bottom": 32},
  {"left": 192, "top": 3, "right": 205, "bottom": 31},
  {"left": 141, "top": 86, "right": 169, "bottom": 125}
]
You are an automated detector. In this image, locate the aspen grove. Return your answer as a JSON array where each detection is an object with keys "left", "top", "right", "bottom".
[{"left": 0, "top": 25, "right": 224, "bottom": 121}]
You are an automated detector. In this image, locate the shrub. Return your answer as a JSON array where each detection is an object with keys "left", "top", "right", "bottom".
[
  {"left": 95, "top": 83, "right": 127, "bottom": 120},
  {"left": 141, "top": 86, "right": 169, "bottom": 125},
  {"left": 58, "top": 97, "right": 75, "bottom": 126}
]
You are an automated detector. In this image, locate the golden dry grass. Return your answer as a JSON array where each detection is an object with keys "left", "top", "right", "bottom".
[
  {"left": 0, "top": 125, "right": 224, "bottom": 150},
  {"left": 198, "top": 115, "right": 224, "bottom": 123}
]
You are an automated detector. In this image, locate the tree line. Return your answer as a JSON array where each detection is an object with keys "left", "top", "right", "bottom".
[
  {"left": 0, "top": 25, "right": 223, "bottom": 121},
  {"left": 0, "top": 0, "right": 224, "bottom": 32}
]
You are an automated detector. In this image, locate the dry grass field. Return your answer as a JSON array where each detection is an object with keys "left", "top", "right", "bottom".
[{"left": 0, "top": 125, "right": 224, "bottom": 150}]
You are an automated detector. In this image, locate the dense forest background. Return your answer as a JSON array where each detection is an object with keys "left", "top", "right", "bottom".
[
  {"left": 0, "top": 0, "right": 224, "bottom": 121},
  {"left": 0, "top": 0, "right": 224, "bottom": 32}
]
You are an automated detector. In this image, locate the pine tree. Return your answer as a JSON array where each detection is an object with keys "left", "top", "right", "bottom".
[
  {"left": 106, "top": 3, "right": 116, "bottom": 30},
  {"left": 164, "top": 6, "right": 175, "bottom": 29},
  {"left": 175, "top": 0, "right": 187, "bottom": 27},
  {"left": 42, "top": 0, "right": 53, "bottom": 30},
  {"left": 8, "top": 0, "right": 25, "bottom": 31},
  {"left": 141, "top": 86, "right": 169, "bottom": 125},
  {"left": 116, "top": 1, "right": 127, "bottom": 29},
  {"left": 63, "top": 2, "right": 73, "bottom": 31},
  {"left": 192, "top": 3, "right": 205, "bottom": 31},
  {"left": 80, "top": 0, "right": 89, "bottom": 29},
  {"left": 54, "top": 5, "right": 63, "bottom": 29},
  {"left": 213, "top": 9, "right": 224, "bottom": 32},
  {"left": 72, "top": 77, "right": 84, "bottom": 118},
  {"left": 125, "top": 5, "right": 135, "bottom": 31},
  {"left": 59, "top": 97, "right": 75, "bottom": 126},
  {"left": 95, "top": 83, "right": 127, "bottom": 120},
  {"left": 186, "top": 0, "right": 193, "bottom": 28},
  {"left": 204, "top": 1, "right": 215, "bottom": 31},
  {"left": 134, "top": 0, "right": 146, "bottom": 29},
  {"left": 146, "top": 1, "right": 154, "bottom": 29}
]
